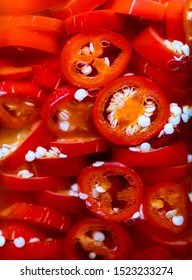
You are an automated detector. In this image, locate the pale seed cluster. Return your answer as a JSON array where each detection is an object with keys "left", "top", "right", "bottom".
[
  {"left": 151, "top": 199, "right": 184, "bottom": 227},
  {"left": 158, "top": 103, "right": 192, "bottom": 137},
  {"left": 106, "top": 86, "right": 157, "bottom": 135},
  {"left": 25, "top": 146, "right": 67, "bottom": 162},
  {"left": 164, "top": 39, "right": 190, "bottom": 57},
  {"left": 76, "top": 41, "right": 111, "bottom": 77},
  {"left": 0, "top": 143, "right": 18, "bottom": 159},
  {"left": 0, "top": 230, "right": 46, "bottom": 249}
]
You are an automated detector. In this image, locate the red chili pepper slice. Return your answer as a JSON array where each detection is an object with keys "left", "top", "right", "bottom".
[
  {"left": 50, "top": 0, "right": 108, "bottom": 20},
  {"left": 0, "top": 81, "right": 46, "bottom": 128},
  {"left": 133, "top": 52, "right": 191, "bottom": 91},
  {"left": 23, "top": 54, "right": 61, "bottom": 72},
  {"left": 0, "top": 172, "right": 63, "bottom": 191},
  {"left": 0, "top": 202, "right": 72, "bottom": 232},
  {"left": 48, "top": 136, "right": 110, "bottom": 157},
  {"left": 0, "top": 189, "right": 36, "bottom": 211},
  {"left": 161, "top": 86, "right": 191, "bottom": 105},
  {"left": 142, "top": 182, "right": 190, "bottom": 233},
  {"left": 0, "top": 121, "right": 52, "bottom": 170},
  {"left": 0, "top": 0, "right": 191, "bottom": 261},
  {"left": 132, "top": 51, "right": 192, "bottom": 105},
  {"left": 93, "top": 76, "right": 170, "bottom": 146},
  {"left": 0, "top": 220, "right": 48, "bottom": 241},
  {"left": 32, "top": 65, "right": 62, "bottom": 90},
  {"left": 64, "top": 10, "right": 126, "bottom": 35},
  {"left": 131, "top": 26, "right": 189, "bottom": 71},
  {"left": 64, "top": 218, "right": 133, "bottom": 259},
  {"left": 31, "top": 155, "right": 88, "bottom": 177},
  {"left": 112, "top": 142, "right": 188, "bottom": 167},
  {"left": 41, "top": 86, "right": 98, "bottom": 138},
  {"left": 0, "top": 0, "right": 66, "bottom": 15},
  {"left": 132, "top": 221, "right": 191, "bottom": 259},
  {"left": 134, "top": 163, "right": 191, "bottom": 185},
  {"left": 0, "top": 238, "right": 65, "bottom": 260},
  {"left": 0, "top": 15, "right": 66, "bottom": 34},
  {"left": 34, "top": 179, "right": 86, "bottom": 215},
  {"left": 78, "top": 161, "right": 143, "bottom": 222},
  {"left": 0, "top": 27, "right": 59, "bottom": 54},
  {"left": 166, "top": 0, "right": 186, "bottom": 43},
  {"left": 61, "top": 30, "right": 132, "bottom": 88},
  {"left": 0, "top": 66, "right": 32, "bottom": 81},
  {"left": 104, "top": 0, "right": 167, "bottom": 20}
]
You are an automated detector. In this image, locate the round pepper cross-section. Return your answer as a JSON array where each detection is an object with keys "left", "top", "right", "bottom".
[
  {"left": 64, "top": 218, "right": 133, "bottom": 260},
  {"left": 142, "top": 182, "right": 190, "bottom": 233},
  {"left": 93, "top": 76, "right": 170, "bottom": 146},
  {"left": 0, "top": 81, "right": 46, "bottom": 129},
  {"left": 41, "top": 86, "right": 98, "bottom": 139},
  {"left": 78, "top": 161, "right": 143, "bottom": 222},
  {"left": 60, "top": 30, "right": 132, "bottom": 88}
]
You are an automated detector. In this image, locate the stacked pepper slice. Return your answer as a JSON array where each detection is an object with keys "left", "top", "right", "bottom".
[{"left": 0, "top": 0, "right": 191, "bottom": 260}]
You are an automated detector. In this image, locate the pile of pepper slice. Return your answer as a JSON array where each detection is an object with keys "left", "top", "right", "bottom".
[{"left": 0, "top": 0, "right": 191, "bottom": 260}]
